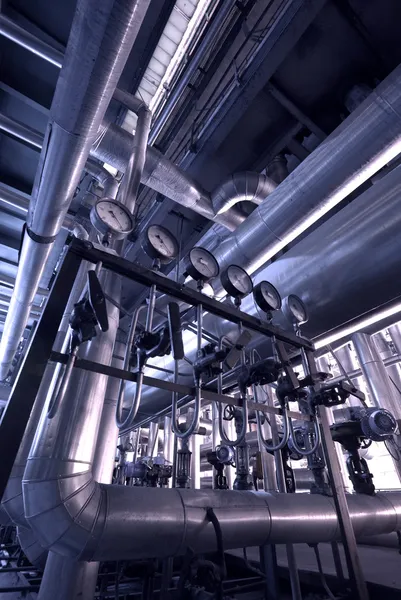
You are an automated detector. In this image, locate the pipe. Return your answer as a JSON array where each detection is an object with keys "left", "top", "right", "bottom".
[
  {"left": 1, "top": 261, "right": 89, "bottom": 527},
  {"left": 352, "top": 333, "right": 400, "bottom": 415},
  {"left": 92, "top": 123, "right": 272, "bottom": 230},
  {"left": 212, "top": 172, "right": 276, "bottom": 215},
  {"left": 113, "top": 88, "right": 152, "bottom": 214},
  {"left": 213, "top": 63, "right": 401, "bottom": 275},
  {"left": 374, "top": 332, "right": 401, "bottom": 396},
  {"left": 0, "top": 14, "right": 63, "bottom": 68},
  {"left": 389, "top": 324, "right": 401, "bottom": 354},
  {"left": 36, "top": 341, "right": 125, "bottom": 600},
  {"left": 17, "top": 526, "right": 47, "bottom": 570},
  {"left": 0, "top": 0, "right": 150, "bottom": 382}
]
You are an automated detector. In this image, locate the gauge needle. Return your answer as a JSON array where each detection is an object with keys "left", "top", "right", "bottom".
[
  {"left": 109, "top": 210, "right": 123, "bottom": 228},
  {"left": 198, "top": 258, "right": 212, "bottom": 275}
]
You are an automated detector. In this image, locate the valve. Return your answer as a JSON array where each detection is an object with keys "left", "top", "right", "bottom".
[
  {"left": 69, "top": 270, "right": 108, "bottom": 350},
  {"left": 207, "top": 445, "right": 234, "bottom": 490}
]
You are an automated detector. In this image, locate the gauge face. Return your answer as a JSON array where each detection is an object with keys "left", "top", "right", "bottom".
[
  {"left": 186, "top": 247, "right": 219, "bottom": 282},
  {"left": 282, "top": 294, "right": 308, "bottom": 325},
  {"left": 221, "top": 264, "right": 253, "bottom": 299},
  {"left": 90, "top": 198, "right": 134, "bottom": 239},
  {"left": 143, "top": 225, "right": 179, "bottom": 264},
  {"left": 253, "top": 280, "right": 281, "bottom": 313}
]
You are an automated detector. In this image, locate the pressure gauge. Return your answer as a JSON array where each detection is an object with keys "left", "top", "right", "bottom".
[
  {"left": 253, "top": 281, "right": 281, "bottom": 313},
  {"left": 282, "top": 294, "right": 308, "bottom": 325},
  {"left": 184, "top": 247, "right": 219, "bottom": 282},
  {"left": 221, "top": 265, "right": 253, "bottom": 299},
  {"left": 90, "top": 198, "right": 134, "bottom": 239},
  {"left": 142, "top": 225, "right": 179, "bottom": 264}
]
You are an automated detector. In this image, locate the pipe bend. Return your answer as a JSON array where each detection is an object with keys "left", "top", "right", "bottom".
[{"left": 212, "top": 171, "right": 276, "bottom": 215}]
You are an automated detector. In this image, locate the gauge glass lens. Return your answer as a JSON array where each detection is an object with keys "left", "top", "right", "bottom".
[
  {"left": 260, "top": 281, "right": 281, "bottom": 311},
  {"left": 147, "top": 225, "right": 178, "bottom": 259},
  {"left": 227, "top": 265, "right": 253, "bottom": 296},
  {"left": 189, "top": 247, "right": 219, "bottom": 279},
  {"left": 287, "top": 294, "right": 308, "bottom": 324},
  {"left": 96, "top": 200, "right": 133, "bottom": 232}
]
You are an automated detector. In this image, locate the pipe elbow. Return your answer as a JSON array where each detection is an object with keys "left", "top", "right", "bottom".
[
  {"left": 2, "top": 464, "right": 29, "bottom": 527},
  {"left": 212, "top": 171, "right": 276, "bottom": 215},
  {"left": 23, "top": 467, "right": 105, "bottom": 560}
]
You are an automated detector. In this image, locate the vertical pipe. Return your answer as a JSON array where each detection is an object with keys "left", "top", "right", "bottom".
[
  {"left": 256, "top": 388, "right": 276, "bottom": 492},
  {"left": 389, "top": 324, "right": 401, "bottom": 355},
  {"left": 268, "top": 387, "right": 302, "bottom": 600},
  {"left": 34, "top": 268, "right": 121, "bottom": 599},
  {"left": 335, "top": 344, "right": 360, "bottom": 406},
  {"left": 353, "top": 333, "right": 400, "bottom": 415},
  {"left": 374, "top": 333, "right": 401, "bottom": 397},
  {"left": 352, "top": 332, "right": 401, "bottom": 483}
]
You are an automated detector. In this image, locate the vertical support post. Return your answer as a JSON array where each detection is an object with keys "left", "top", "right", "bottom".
[
  {"left": 318, "top": 406, "right": 369, "bottom": 600},
  {"left": 0, "top": 247, "right": 82, "bottom": 497}
]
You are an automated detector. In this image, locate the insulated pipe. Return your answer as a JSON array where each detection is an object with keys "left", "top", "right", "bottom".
[
  {"left": 113, "top": 88, "right": 152, "bottom": 214},
  {"left": 36, "top": 342, "right": 125, "bottom": 600},
  {"left": 92, "top": 123, "right": 273, "bottom": 230},
  {"left": 374, "top": 333, "right": 401, "bottom": 396},
  {"left": 213, "top": 63, "right": 401, "bottom": 276},
  {"left": 389, "top": 324, "right": 401, "bottom": 355},
  {"left": 211, "top": 172, "right": 276, "bottom": 215},
  {"left": 0, "top": 111, "right": 118, "bottom": 199},
  {"left": 0, "top": 0, "right": 150, "bottom": 381},
  {"left": 1, "top": 261, "right": 89, "bottom": 527}
]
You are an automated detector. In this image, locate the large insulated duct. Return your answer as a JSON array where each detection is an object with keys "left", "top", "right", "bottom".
[
  {"left": 213, "top": 63, "right": 401, "bottom": 275},
  {"left": 0, "top": 0, "right": 150, "bottom": 381}
]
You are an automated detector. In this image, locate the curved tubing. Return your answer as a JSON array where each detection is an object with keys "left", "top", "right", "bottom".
[
  {"left": 217, "top": 335, "right": 248, "bottom": 447},
  {"left": 116, "top": 305, "right": 146, "bottom": 430},
  {"left": 172, "top": 383, "right": 201, "bottom": 439},
  {"left": 171, "top": 303, "right": 202, "bottom": 439},
  {"left": 255, "top": 386, "right": 290, "bottom": 452},
  {"left": 288, "top": 415, "right": 321, "bottom": 457}
]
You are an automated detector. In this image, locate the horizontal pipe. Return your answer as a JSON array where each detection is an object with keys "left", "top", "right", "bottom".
[{"left": 213, "top": 63, "right": 401, "bottom": 276}]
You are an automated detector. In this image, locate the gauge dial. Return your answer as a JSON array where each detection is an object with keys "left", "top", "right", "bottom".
[
  {"left": 142, "top": 225, "right": 179, "bottom": 264},
  {"left": 253, "top": 280, "right": 281, "bottom": 313},
  {"left": 90, "top": 198, "right": 134, "bottom": 239},
  {"left": 185, "top": 247, "right": 219, "bottom": 282},
  {"left": 282, "top": 294, "right": 308, "bottom": 325},
  {"left": 221, "top": 264, "right": 253, "bottom": 299}
]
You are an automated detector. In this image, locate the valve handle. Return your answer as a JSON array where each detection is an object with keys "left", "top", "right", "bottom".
[{"left": 87, "top": 270, "right": 109, "bottom": 332}]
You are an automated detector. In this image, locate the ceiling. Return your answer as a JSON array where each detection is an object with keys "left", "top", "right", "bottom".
[{"left": 0, "top": 0, "right": 400, "bottom": 357}]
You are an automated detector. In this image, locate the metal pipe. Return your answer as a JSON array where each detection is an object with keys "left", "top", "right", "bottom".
[
  {"left": 212, "top": 172, "right": 276, "bottom": 215},
  {"left": 113, "top": 88, "right": 152, "bottom": 215},
  {"left": 352, "top": 333, "right": 400, "bottom": 414},
  {"left": 213, "top": 63, "right": 401, "bottom": 277},
  {"left": 116, "top": 305, "right": 146, "bottom": 430},
  {"left": 0, "top": 111, "right": 118, "bottom": 198},
  {"left": 0, "top": 14, "right": 63, "bottom": 67},
  {"left": 37, "top": 341, "right": 125, "bottom": 600},
  {"left": 0, "top": 0, "right": 150, "bottom": 381},
  {"left": 1, "top": 261, "right": 89, "bottom": 527},
  {"left": 374, "top": 332, "right": 401, "bottom": 395},
  {"left": 389, "top": 324, "right": 401, "bottom": 355}
]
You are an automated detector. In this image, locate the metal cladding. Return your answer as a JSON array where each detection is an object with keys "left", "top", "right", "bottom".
[
  {"left": 213, "top": 63, "right": 401, "bottom": 275},
  {"left": 0, "top": 0, "right": 150, "bottom": 381}
]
